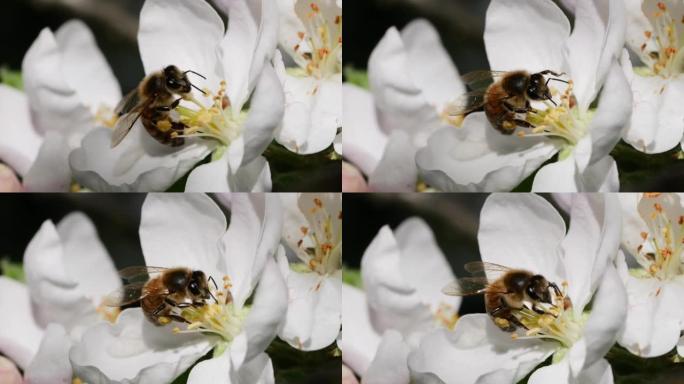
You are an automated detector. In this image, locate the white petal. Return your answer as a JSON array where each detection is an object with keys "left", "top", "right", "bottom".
[
  {"left": 478, "top": 194, "right": 566, "bottom": 284},
  {"left": 241, "top": 63, "right": 285, "bottom": 165},
  {"left": 0, "top": 356, "right": 22, "bottom": 384},
  {"left": 0, "top": 164, "right": 23, "bottom": 192},
  {"left": 575, "top": 359, "right": 614, "bottom": 384},
  {"left": 574, "top": 265, "right": 626, "bottom": 369},
  {"left": 528, "top": 358, "right": 570, "bottom": 384},
  {"left": 278, "top": 270, "right": 341, "bottom": 351},
  {"left": 394, "top": 218, "right": 460, "bottom": 315},
  {"left": 587, "top": 60, "right": 631, "bottom": 164},
  {"left": 233, "top": 156, "right": 272, "bottom": 192},
  {"left": 399, "top": 19, "right": 465, "bottom": 109},
  {"left": 363, "top": 330, "right": 410, "bottom": 384},
  {"left": 230, "top": 257, "right": 287, "bottom": 368},
  {"left": 416, "top": 115, "right": 557, "bottom": 192},
  {"left": 339, "top": 285, "right": 381, "bottom": 377},
  {"left": 24, "top": 324, "right": 72, "bottom": 384},
  {"left": 368, "top": 26, "right": 444, "bottom": 144},
  {"left": 0, "top": 85, "right": 41, "bottom": 176},
  {"left": 618, "top": 194, "right": 646, "bottom": 258},
  {"left": 231, "top": 352, "right": 274, "bottom": 384},
  {"left": 21, "top": 26, "right": 93, "bottom": 139},
  {"left": 140, "top": 194, "right": 226, "bottom": 277},
  {"left": 342, "top": 84, "right": 387, "bottom": 176},
  {"left": 219, "top": 0, "right": 259, "bottom": 112},
  {"left": 69, "top": 126, "right": 213, "bottom": 192},
  {"left": 623, "top": 73, "right": 684, "bottom": 153},
  {"left": 138, "top": 0, "right": 224, "bottom": 92},
  {"left": 560, "top": 194, "right": 621, "bottom": 310},
  {"left": 368, "top": 130, "right": 417, "bottom": 192},
  {"left": 221, "top": 194, "right": 283, "bottom": 307},
  {"left": 360, "top": 226, "right": 434, "bottom": 339},
  {"left": 624, "top": 0, "right": 654, "bottom": 62},
  {"left": 54, "top": 20, "right": 121, "bottom": 111},
  {"left": 678, "top": 335, "right": 684, "bottom": 357},
  {"left": 618, "top": 271, "right": 684, "bottom": 357},
  {"left": 580, "top": 156, "right": 619, "bottom": 192},
  {"left": 187, "top": 350, "right": 230, "bottom": 384},
  {"left": 407, "top": 315, "right": 554, "bottom": 384},
  {"left": 484, "top": 0, "right": 569, "bottom": 72},
  {"left": 57, "top": 212, "right": 120, "bottom": 302},
  {"left": 185, "top": 151, "right": 232, "bottom": 192},
  {"left": 531, "top": 156, "right": 580, "bottom": 193},
  {"left": 23, "top": 132, "right": 72, "bottom": 192},
  {"left": 23, "top": 219, "right": 97, "bottom": 329},
  {"left": 70, "top": 309, "right": 212, "bottom": 383},
  {"left": 275, "top": 72, "right": 340, "bottom": 154},
  {"left": 342, "top": 161, "right": 370, "bottom": 192},
  {"left": 0, "top": 277, "right": 43, "bottom": 369}
]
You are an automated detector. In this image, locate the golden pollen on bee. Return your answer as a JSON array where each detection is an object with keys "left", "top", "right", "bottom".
[{"left": 156, "top": 119, "right": 172, "bottom": 132}]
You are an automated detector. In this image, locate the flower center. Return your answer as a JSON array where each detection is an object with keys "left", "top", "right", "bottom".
[
  {"left": 174, "top": 81, "right": 246, "bottom": 147},
  {"left": 172, "top": 275, "right": 249, "bottom": 342},
  {"left": 297, "top": 197, "right": 342, "bottom": 275},
  {"left": 509, "top": 282, "right": 584, "bottom": 349},
  {"left": 94, "top": 105, "right": 118, "bottom": 129},
  {"left": 639, "top": 1, "right": 684, "bottom": 77},
  {"left": 518, "top": 80, "right": 590, "bottom": 148},
  {"left": 293, "top": 1, "right": 342, "bottom": 79},
  {"left": 434, "top": 302, "right": 459, "bottom": 330},
  {"left": 635, "top": 195, "right": 684, "bottom": 280}
]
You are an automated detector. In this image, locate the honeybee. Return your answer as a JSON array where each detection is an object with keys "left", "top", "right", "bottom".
[
  {"left": 103, "top": 266, "right": 217, "bottom": 326},
  {"left": 110, "top": 65, "right": 206, "bottom": 148},
  {"left": 447, "top": 70, "right": 568, "bottom": 134},
  {"left": 442, "top": 262, "right": 565, "bottom": 332}
]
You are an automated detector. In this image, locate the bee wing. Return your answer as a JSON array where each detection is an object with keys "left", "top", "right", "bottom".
[
  {"left": 114, "top": 89, "right": 141, "bottom": 116},
  {"left": 117, "top": 266, "right": 169, "bottom": 282},
  {"left": 460, "top": 70, "right": 507, "bottom": 89},
  {"left": 464, "top": 261, "right": 514, "bottom": 279},
  {"left": 442, "top": 277, "right": 508, "bottom": 296},
  {"left": 110, "top": 111, "right": 142, "bottom": 148},
  {"left": 444, "top": 89, "right": 487, "bottom": 116},
  {"left": 102, "top": 282, "right": 148, "bottom": 307}
]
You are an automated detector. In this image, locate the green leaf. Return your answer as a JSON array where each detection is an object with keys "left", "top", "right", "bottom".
[
  {"left": 0, "top": 66, "right": 22, "bottom": 90},
  {"left": 343, "top": 66, "right": 369, "bottom": 89},
  {"left": 263, "top": 140, "right": 341, "bottom": 192},
  {"left": 0, "top": 258, "right": 25, "bottom": 282},
  {"left": 611, "top": 141, "right": 683, "bottom": 191},
  {"left": 342, "top": 267, "right": 362, "bottom": 288},
  {"left": 267, "top": 338, "right": 341, "bottom": 384}
]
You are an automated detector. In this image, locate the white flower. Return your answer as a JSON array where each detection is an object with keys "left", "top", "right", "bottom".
[
  {"left": 70, "top": 193, "right": 286, "bottom": 383},
  {"left": 621, "top": 0, "right": 684, "bottom": 153},
  {"left": 616, "top": 193, "right": 684, "bottom": 357},
  {"left": 0, "top": 20, "right": 121, "bottom": 191},
  {"left": 277, "top": 193, "right": 341, "bottom": 351},
  {"left": 409, "top": 194, "right": 625, "bottom": 384},
  {"left": 69, "top": 0, "right": 284, "bottom": 192},
  {"left": 0, "top": 213, "right": 121, "bottom": 383},
  {"left": 274, "top": 0, "right": 342, "bottom": 154},
  {"left": 343, "top": 19, "right": 464, "bottom": 191},
  {"left": 416, "top": 0, "right": 631, "bottom": 192},
  {"left": 339, "top": 218, "right": 460, "bottom": 383}
]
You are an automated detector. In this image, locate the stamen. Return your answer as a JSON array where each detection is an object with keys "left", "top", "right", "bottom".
[{"left": 294, "top": 1, "right": 342, "bottom": 78}]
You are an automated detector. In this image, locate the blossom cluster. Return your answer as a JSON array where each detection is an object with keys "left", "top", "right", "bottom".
[
  {"left": 0, "top": 192, "right": 342, "bottom": 383},
  {"left": 0, "top": 0, "right": 342, "bottom": 192},
  {"left": 341, "top": 193, "right": 684, "bottom": 383},
  {"left": 343, "top": 0, "right": 683, "bottom": 192}
]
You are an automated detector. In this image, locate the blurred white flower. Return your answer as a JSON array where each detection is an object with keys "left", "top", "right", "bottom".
[
  {"left": 70, "top": 193, "right": 286, "bottom": 384},
  {"left": 409, "top": 194, "right": 625, "bottom": 384},
  {"left": 70, "top": 0, "right": 284, "bottom": 192},
  {"left": 621, "top": 0, "right": 684, "bottom": 153},
  {"left": 416, "top": 0, "right": 630, "bottom": 192},
  {"left": 274, "top": 0, "right": 342, "bottom": 154},
  {"left": 0, "top": 20, "right": 121, "bottom": 191},
  {"left": 277, "top": 193, "right": 341, "bottom": 351},
  {"left": 339, "top": 218, "right": 460, "bottom": 383},
  {"left": 0, "top": 213, "right": 121, "bottom": 383},
  {"left": 342, "top": 161, "right": 369, "bottom": 192},
  {"left": 616, "top": 193, "right": 684, "bottom": 357},
  {"left": 0, "top": 164, "right": 23, "bottom": 192},
  {"left": 343, "top": 19, "right": 464, "bottom": 191},
  {"left": 0, "top": 356, "right": 22, "bottom": 384}
]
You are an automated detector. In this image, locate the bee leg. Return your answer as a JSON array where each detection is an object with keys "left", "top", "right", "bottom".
[
  {"left": 155, "top": 98, "right": 183, "bottom": 112},
  {"left": 164, "top": 298, "right": 192, "bottom": 308},
  {"left": 513, "top": 119, "right": 535, "bottom": 128},
  {"left": 168, "top": 315, "right": 191, "bottom": 324},
  {"left": 531, "top": 304, "right": 546, "bottom": 315},
  {"left": 539, "top": 70, "right": 565, "bottom": 77},
  {"left": 490, "top": 304, "right": 527, "bottom": 331},
  {"left": 502, "top": 100, "right": 532, "bottom": 114}
]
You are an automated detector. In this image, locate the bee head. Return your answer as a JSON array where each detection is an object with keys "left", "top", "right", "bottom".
[
  {"left": 526, "top": 275, "right": 552, "bottom": 304},
  {"left": 526, "top": 73, "right": 553, "bottom": 102},
  {"left": 189, "top": 270, "right": 211, "bottom": 301},
  {"left": 163, "top": 65, "right": 192, "bottom": 94}
]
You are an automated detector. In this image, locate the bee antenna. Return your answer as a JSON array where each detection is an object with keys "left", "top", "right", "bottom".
[
  {"left": 190, "top": 83, "right": 207, "bottom": 96},
  {"left": 547, "top": 97, "right": 557, "bottom": 106},
  {"left": 184, "top": 70, "right": 207, "bottom": 80},
  {"left": 546, "top": 77, "right": 569, "bottom": 86}
]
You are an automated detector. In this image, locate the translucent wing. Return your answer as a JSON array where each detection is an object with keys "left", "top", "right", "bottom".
[
  {"left": 464, "top": 262, "right": 514, "bottom": 279},
  {"left": 102, "top": 282, "right": 147, "bottom": 307},
  {"left": 114, "top": 89, "right": 141, "bottom": 116},
  {"left": 110, "top": 111, "right": 142, "bottom": 148},
  {"left": 444, "top": 89, "right": 487, "bottom": 116},
  {"left": 442, "top": 277, "right": 500, "bottom": 296},
  {"left": 460, "top": 70, "right": 507, "bottom": 89},
  {"left": 117, "top": 266, "right": 169, "bottom": 282}
]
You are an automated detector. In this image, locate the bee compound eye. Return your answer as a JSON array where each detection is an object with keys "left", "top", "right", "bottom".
[{"left": 189, "top": 282, "right": 200, "bottom": 295}]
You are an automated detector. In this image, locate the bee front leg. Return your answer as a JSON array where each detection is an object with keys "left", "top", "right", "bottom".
[
  {"left": 502, "top": 100, "right": 532, "bottom": 114},
  {"left": 513, "top": 119, "right": 535, "bottom": 128},
  {"left": 155, "top": 98, "right": 183, "bottom": 112},
  {"left": 164, "top": 298, "right": 192, "bottom": 308}
]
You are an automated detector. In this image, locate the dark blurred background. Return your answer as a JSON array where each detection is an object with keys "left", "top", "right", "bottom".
[
  {"left": 343, "top": 0, "right": 684, "bottom": 191},
  {"left": 343, "top": 193, "right": 567, "bottom": 315}
]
